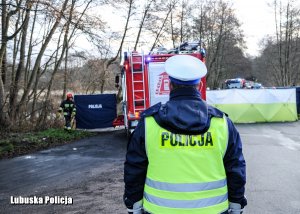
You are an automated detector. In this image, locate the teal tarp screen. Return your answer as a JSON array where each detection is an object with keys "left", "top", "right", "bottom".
[{"left": 207, "top": 89, "right": 298, "bottom": 123}]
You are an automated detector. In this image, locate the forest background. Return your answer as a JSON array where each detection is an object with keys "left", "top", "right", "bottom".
[{"left": 0, "top": 0, "right": 300, "bottom": 131}]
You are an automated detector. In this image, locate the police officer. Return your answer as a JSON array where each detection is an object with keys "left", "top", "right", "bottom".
[
  {"left": 124, "top": 55, "right": 247, "bottom": 214},
  {"left": 58, "top": 93, "right": 76, "bottom": 130}
]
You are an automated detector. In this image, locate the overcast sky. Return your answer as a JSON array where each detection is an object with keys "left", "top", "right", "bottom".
[
  {"left": 232, "top": 0, "right": 275, "bottom": 56},
  {"left": 84, "top": 0, "right": 292, "bottom": 57}
]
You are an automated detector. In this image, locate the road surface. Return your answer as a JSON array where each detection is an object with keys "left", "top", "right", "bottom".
[{"left": 0, "top": 122, "right": 300, "bottom": 214}]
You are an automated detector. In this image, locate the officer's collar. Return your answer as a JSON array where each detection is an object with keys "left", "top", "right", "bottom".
[{"left": 169, "top": 87, "right": 201, "bottom": 100}]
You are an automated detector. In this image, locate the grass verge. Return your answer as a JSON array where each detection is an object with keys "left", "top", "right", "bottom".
[{"left": 0, "top": 129, "right": 95, "bottom": 159}]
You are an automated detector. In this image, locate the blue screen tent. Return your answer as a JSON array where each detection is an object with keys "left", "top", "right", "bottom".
[{"left": 74, "top": 94, "right": 117, "bottom": 129}]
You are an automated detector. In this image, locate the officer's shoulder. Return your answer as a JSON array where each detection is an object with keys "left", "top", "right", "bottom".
[
  {"left": 208, "top": 104, "right": 228, "bottom": 118},
  {"left": 141, "top": 102, "right": 161, "bottom": 118}
]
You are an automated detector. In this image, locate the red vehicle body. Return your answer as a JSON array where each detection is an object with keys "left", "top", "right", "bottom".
[{"left": 114, "top": 47, "right": 207, "bottom": 133}]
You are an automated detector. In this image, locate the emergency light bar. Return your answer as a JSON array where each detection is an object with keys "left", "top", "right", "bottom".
[{"left": 145, "top": 55, "right": 172, "bottom": 63}]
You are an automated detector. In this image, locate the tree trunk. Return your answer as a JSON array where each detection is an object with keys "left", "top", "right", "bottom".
[
  {"left": 133, "top": 0, "right": 154, "bottom": 51},
  {"left": 16, "top": 0, "right": 69, "bottom": 115},
  {"left": 150, "top": 6, "right": 173, "bottom": 51},
  {"left": 9, "top": 2, "right": 32, "bottom": 122}
]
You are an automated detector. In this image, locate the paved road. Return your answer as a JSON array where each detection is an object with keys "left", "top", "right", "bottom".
[
  {"left": 0, "top": 130, "right": 127, "bottom": 214},
  {"left": 239, "top": 122, "right": 300, "bottom": 214},
  {"left": 0, "top": 122, "right": 300, "bottom": 214}
]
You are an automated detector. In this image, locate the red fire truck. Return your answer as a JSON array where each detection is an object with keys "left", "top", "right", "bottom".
[{"left": 114, "top": 42, "right": 207, "bottom": 134}]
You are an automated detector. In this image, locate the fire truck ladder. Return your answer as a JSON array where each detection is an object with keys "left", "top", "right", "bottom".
[{"left": 130, "top": 52, "right": 146, "bottom": 113}]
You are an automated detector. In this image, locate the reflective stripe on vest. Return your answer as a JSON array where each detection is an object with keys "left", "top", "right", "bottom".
[
  {"left": 64, "top": 104, "right": 74, "bottom": 108},
  {"left": 143, "top": 116, "right": 229, "bottom": 214}
]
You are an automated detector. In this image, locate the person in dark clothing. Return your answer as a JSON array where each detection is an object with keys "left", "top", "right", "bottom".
[
  {"left": 124, "top": 55, "right": 247, "bottom": 214},
  {"left": 58, "top": 93, "right": 76, "bottom": 130}
]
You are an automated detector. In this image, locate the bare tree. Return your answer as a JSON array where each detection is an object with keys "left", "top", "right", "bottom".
[
  {"left": 273, "top": 0, "right": 300, "bottom": 86},
  {"left": 254, "top": 0, "right": 300, "bottom": 87},
  {"left": 0, "top": 0, "right": 103, "bottom": 129},
  {"left": 168, "top": 0, "right": 189, "bottom": 47},
  {"left": 150, "top": 0, "right": 179, "bottom": 51},
  {"left": 133, "top": 0, "right": 156, "bottom": 50},
  {"left": 0, "top": 0, "right": 27, "bottom": 125},
  {"left": 14, "top": 0, "right": 69, "bottom": 119},
  {"left": 9, "top": 0, "right": 32, "bottom": 121},
  {"left": 192, "top": 0, "right": 245, "bottom": 88}
]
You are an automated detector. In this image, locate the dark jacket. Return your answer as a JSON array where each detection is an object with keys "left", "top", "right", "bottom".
[
  {"left": 124, "top": 87, "right": 247, "bottom": 209},
  {"left": 59, "top": 99, "right": 76, "bottom": 116}
]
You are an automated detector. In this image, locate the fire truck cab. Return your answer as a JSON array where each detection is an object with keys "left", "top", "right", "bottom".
[{"left": 114, "top": 42, "right": 207, "bottom": 134}]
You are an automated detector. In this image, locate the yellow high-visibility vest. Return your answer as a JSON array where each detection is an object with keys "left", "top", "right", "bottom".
[{"left": 143, "top": 116, "right": 229, "bottom": 214}]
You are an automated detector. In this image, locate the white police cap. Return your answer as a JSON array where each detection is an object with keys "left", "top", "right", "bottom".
[{"left": 164, "top": 55, "right": 207, "bottom": 85}]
